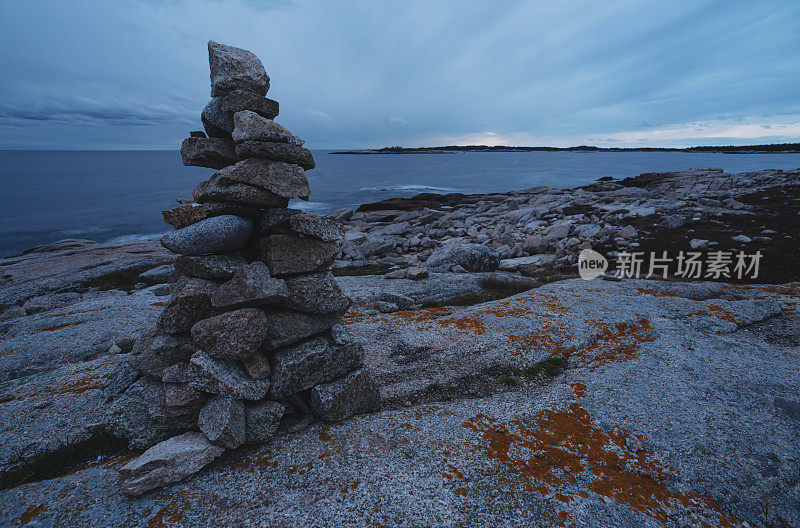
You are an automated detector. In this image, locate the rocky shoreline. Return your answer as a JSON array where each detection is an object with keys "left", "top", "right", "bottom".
[
  {"left": 331, "top": 166, "right": 800, "bottom": 289},
  {"left": 1, "top": 166, "right": 799, "bottom": 527}
]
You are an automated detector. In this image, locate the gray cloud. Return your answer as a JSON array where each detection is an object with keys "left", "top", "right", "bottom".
[
  {"left": 0, "top": 0, "right": 798, "bottom": 149},
  {"left": 0, "top": 96, "right": 196, "bottom": 127}
]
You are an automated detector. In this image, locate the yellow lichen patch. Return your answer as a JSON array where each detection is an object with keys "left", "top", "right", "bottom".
[
  {"left": 18, "top": 504, "right": 45, "bottom": 524},
  {"left": 462, "top": 405, "right": 741, "bottom": 527}
]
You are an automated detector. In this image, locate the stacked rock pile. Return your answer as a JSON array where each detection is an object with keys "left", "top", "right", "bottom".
[{"left": 104, "top": 41, "right": 379, "bottom": 496}]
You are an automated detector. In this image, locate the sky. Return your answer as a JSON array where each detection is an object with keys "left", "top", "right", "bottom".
[{"left": 0, "top": 0, "right": 798, "bottom": 150}]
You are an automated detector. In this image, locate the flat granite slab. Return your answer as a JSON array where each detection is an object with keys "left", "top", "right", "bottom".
[{"left": 1, "top": 277, "right": 798, "bottom": 527}]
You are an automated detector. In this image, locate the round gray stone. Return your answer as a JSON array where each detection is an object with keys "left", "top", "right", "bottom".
[{"left": 161, "top": 215, "right": 253, "bottom": 256}]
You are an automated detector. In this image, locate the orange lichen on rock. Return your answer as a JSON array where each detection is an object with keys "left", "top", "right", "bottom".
[
  {"left": 146, "top": 502, "right": 185, "bottom": 528},
  {"left": 462, "top": 405, "right": 741, "bottom": 527},
  {"left": 636, "top": 288, "right": 678, "bottom": 297},
  {"left": 703, "top": 305, "right": 749, "bottom": 327},
  {"left": 18, "top": 504, "right": 45, "bottom": 524},
  {"left": 571, "top": 319, "right": 657, "bottom": 372}
]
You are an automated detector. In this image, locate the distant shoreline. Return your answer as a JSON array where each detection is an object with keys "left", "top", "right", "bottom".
[{"left": 330, "top": 143, "right": 800, "bottom": 155}]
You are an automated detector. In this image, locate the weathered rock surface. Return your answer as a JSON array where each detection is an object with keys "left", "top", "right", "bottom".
[
  {"left": 193, "top": 174, "right": 289, "bottom": 208},
  {"left": 161, "top": 215, "right": 253, "bottom": 256},
  {"left": 201, "top": 91, "right": 279, "bottom": 137},
  {"left": 208, "top": 40, "right": 270, "bottom": 97},
  {"left": 214, "top": 158, "right": 310, "bottom": 200},
  {"left": 270, "top": 335, "right": 364, "bottom": 399},
  {"left": 174, "top": 254, "right": 248, "bottom": 281},
  {"left": 190, "top": 309, "right": 269, "bottom": 360},
  {"left": 309, "top": 367, "right": 380, "bottom": 421},
  {"left": 137, "top": 264, "right": 177, "bottom": 285},
  {"left": 244, "top": 400, "right": 284, "bottom": 444},
  {"left": 284, "top": 272, "right": 350, "bottom": 314},
  {"left": 0, "top": 285, "right": 165, "bottom": 382},
  {"left": 261, "top": 310, "right": 340, "bottom": 350},
  {"left": 210, "top": 262, "right": 288, "bottom": 310},
  {"left": 2, "top": 273, "right": 799, "bottom": 527},
  {"left": 180, "top": 137, "right": 237, "bottom": 169},
  {"left": 0, "top": 238, "right": 173, "bottom": 309},
  {"left": 118, "top": 432, "right": 224, "bottom": 496},
  {"left": 426, "top": 243, "right": 501, "bottom": 272},
  {"left": 235, "top": 140, "right": 315, "bottom": 170},
  {"left": 288, "top": 213, "right": 345, "bottom": 242},
  {"left": 163, "top": 201, "right": 262, "bottom": 229},
  {"left": 156, "top": 278, "right": 218, "bottom": 334},
  {"left": 232, "top": 110, "right": 293, "bottom": 143},
  {"left": 103, "top": 378, "right": 196, "bottom": 450},
  {"left": 128, "top": 327, "right": 196, "bottom": 379},
  {"left": 257, "top": 235, "right": 338, "bottom": 276},
  {"left": 187, "top": 351, "right": 270, "bottom": 400},
  {"left": 198, "top": 396, "right": 245, "bottom": 449}
]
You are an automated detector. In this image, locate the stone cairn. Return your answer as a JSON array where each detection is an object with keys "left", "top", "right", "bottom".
[{"left": 104, "top": 41, "right": 380, "bottom": 496}]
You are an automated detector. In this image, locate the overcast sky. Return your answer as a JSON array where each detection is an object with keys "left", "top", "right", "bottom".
[{"left": 1, "top": 0, "right": 798, "bottom": 149}]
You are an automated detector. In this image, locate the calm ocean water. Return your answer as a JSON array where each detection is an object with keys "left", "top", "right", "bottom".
[{"left": 1, "top": 149, "right": 799, "bottom": 257}]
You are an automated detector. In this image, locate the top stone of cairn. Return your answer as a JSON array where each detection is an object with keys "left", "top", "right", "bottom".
[{"left": 208, "top": 40, "right": 270, "bottom": 97}]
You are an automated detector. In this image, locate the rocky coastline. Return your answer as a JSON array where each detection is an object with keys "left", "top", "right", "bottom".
[{"left": 1, "top": 164, "right": 799, "bottom": 526}]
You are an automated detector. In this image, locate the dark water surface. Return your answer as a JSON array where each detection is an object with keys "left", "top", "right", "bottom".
[{"left": 1, "top": 149, "right": 799, "bottom": 256}]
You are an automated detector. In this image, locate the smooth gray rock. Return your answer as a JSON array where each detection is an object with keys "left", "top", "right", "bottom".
[
  {"left": 163, "top": 201, "right": 262, "bottom": 229},
  {"left": 211, "top": 261, "right": 289, "bottom": 310},
  {"left": 156, "top": 278, "right": 218, "bottom": 333},
  {"left": 270, "top": 335, "right": 364, "bottom": 399},
  {"left": 119, "top": 432, "right": 225, "bottom": 496},
  {"left": 232, "top": 110, "right": 293, "bottom": 143},
  {"left": 235, "top": 140, "right": 315, "bottom": 170},
  {"left": 202, "top": 91, "right": 278, "bottom": 137},
  {"left": 284, "top": 272, "right": 350, "bottom": 314},
  {"left": 245, "top": 400, "right": 285, "bottom": 444},
  {"left": 190, "top": 308, "right": 270, "bottom": 360},
  {"left": 208, "top": 41, "right": 270, "bottom": 97},
  {"left": 425, "top": 243, "right": 501, "bottom": 272},
  {"left": 0, "top": 238, "right": 173, "bottom": 309},
  {"left": 180, "top": 137, "right": 237, "bottom": 169},
  {"left": 257, "top": 235, "right": 338, "bottom": 276},
  {"left": 174, "top": 254, "right": 248, "bottom": 281},
  {"left": 128, "top": 326, "right": 197, "bottom": 379},
  {"left": 21, "top": 292, "right": 81, "bottom": 315},
  {"left": 188, "top": 351, "right": 270, "bottom": 400},
  {"left": 310, "top": 368, "right": 380, "bottom": 421},
  {"left": 103, "top": 378, "right": 196, "bottom": 450},
  {"left": 193, "top": 175, "right": 289, "bottom": 208},
  {"left": 288, "top": 213, "right": 345, "bottom": 242},
  {"left": 214, "top": 158, "right": 310, "bottom": 200},
  {"left": 161, "top": 215, "right": 254, "bottom": 256},
  {"left": 261, "top": 310, "right": 340, "bottom": 350},
  {"left": 138, "top": 264, "right": 177, "bottom": 285},
  {"left": 198, "top": 396, "right": 245, "bottom": 449}
]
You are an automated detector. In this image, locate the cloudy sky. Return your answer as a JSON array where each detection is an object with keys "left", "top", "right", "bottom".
[{"left": 1, "top": 0, "right": 798, "bottom": 149}]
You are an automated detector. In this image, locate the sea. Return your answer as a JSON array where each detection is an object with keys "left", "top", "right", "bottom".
[{"left": 1, "top": 149, "right": 799, "bottom": 257}]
